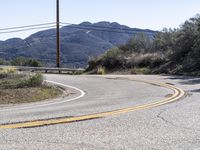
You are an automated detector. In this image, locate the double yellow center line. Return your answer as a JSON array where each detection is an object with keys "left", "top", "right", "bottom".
[{"left": 0, "top": 78, "right": 185, "bottom": 129}]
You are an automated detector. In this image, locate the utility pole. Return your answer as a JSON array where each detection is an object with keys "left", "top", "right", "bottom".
[{"left": 56, "top": 0, "right": 60, "bottom": 68}]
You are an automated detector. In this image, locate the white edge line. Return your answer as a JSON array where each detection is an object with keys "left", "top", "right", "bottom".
[{"left": 0, "top": 80, "right": 86, "bottom": 112}]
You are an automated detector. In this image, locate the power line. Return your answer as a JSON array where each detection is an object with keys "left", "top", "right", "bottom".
[
  {"left": 0, "top": 22, "right": 140, "bottom": 33},
  {"left": 0, "top": 25, "right": 56, "bottom": 34},
  {"left": 0, "top": 24, "right": 136, "bottom": 35},
  {"left": 0, "top": 22, "right": 55, "bottom": 31}
]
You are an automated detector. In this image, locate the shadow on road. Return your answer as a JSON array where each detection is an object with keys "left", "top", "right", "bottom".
[
  {"left": 189, "top": 89, "right": 200, "bottom": 93},
  {"left": 163, "top": 75, "right": 200, "bottom": 85},
  {"left": 162, "top": 75, "right": 200, "bottom": 93}
]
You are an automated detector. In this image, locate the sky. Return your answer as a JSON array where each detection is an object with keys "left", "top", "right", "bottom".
[{"left": 0, "top": 0, "right": 200, "bottom": 40}]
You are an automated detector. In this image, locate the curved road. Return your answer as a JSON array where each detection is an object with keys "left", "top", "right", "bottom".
[{"left": 0, "top": 75, "right": 200, "bottom": 149}]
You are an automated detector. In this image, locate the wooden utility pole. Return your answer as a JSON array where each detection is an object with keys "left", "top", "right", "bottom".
[{"left": 56, "top": 0, "right": 60, "bottom": 67}]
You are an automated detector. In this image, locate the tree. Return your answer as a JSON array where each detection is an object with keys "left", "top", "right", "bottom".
[{"left": 11, "top": 57, "right": 42, "bottom": 67}]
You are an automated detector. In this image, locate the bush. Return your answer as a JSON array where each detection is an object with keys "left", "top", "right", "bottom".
[
  {"left": 101, "top": 48, "right": 125, "bottom": 69},
  {"left": 4, "top": 73, "right": 44, "bottom": 89},
  {"left": 11, "top": 57, "right": 27, "bottom": 66},
  {"left": 28, "top": 73, "right": 43, "bottom": 87},
  {"left": 0, "top": 58, "right": 6, "bottom": 65},
  {"left": 18, "top": 73, "right": 43, "bottom": 88},
  {"left": 97, "top": 66, "right": 106, "bottom": 75},
  {"left": 127, "top": 53, "right": 164, "bottom": 68},
  {"left": 26, "top": 59, "right": 42, "bottom": 67},
  {"left": 11, "top": 57, "right": 42, "bottom": 67},
  {"left": 86, "top": 56, "right": 99, "bottom": 71},
  {"left": 0, "top": 73, "right": 8, "bottom": 79}
]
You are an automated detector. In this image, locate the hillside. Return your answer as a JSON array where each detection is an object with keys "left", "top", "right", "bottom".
[
  {"left": 0, "top": 21, "right": 155, "bottom": 67},
  {"left": 87, "top": 15, "right": 200, "bottom": 75}
]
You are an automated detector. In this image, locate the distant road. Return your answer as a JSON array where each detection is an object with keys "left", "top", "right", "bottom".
[{"left": 0, "top": 75, "right": 200, "bottom": 150}]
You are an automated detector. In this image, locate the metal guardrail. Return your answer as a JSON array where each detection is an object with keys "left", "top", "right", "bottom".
[{"left": 0, "top": 65, "right": 85, "bottom": 73}]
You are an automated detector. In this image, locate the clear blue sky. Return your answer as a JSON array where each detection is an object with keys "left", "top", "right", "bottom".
[{"left": 0, "top": 0, "right": 200, "bottom": 40}]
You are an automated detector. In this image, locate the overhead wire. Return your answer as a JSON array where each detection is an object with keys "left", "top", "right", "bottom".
[
  {"left": 0, "top": 25, "right": 56, "bottom": 34},
  {"left": 0, "top": 22, "right": 55, "bottom": 31}
]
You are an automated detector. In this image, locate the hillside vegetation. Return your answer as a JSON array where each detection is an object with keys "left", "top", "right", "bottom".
[
  {"left": 0, "top": 57, "right": 42, "bottom": 67},
  {"left": 87, "top": 15, "right": 200, "bottom": 75}
]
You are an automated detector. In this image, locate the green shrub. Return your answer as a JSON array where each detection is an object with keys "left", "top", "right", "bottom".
[
  {"left": 0, "top": 73, "right": 8, "bottom": 79},
  {"left": 26, "top": 59, "right": 42, "bottom": 67},
  {"left": 86, "top": 56, "right": 99, "bottom": 71},
  {"left": 28, "top": 73, "right": 43, "bottom": 87},
  {"left": 97, "top": 66, "right": 106, "bottom": 75},
  {"left": 0, "top": 72, "right": 43, "bottom": 89},
  {"left": 101, "top": 48, "right": 125, "bottom": 69},
  {"left": 0, "top": 59, "right": 6, "bottom": 65},
  {"left": 11, "top": 57, "right": 42, "bottom": 67},
  {"left": 15, "top": 73, "right": 43, "bottom": 88}
]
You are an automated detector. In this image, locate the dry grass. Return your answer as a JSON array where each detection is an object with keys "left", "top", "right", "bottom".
[
  {"left": 130, "top": 67, "right": 151, "bottom": 74},
  {"left": 0, "top": 73, "right": 63, "bottom": 105},
  {"left": 127, "top": 53, "right": 164, "bottom": 68},
  {"left": 0, "top": 66, "right": 17, "bottom": 74},
  {"left": 0, "top": 87, "right": 62, "bottom": 104}
]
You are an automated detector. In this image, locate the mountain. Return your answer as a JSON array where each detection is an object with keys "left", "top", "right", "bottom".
[{"left": 0, "top": 21, "right": 156, "bottom": 67}]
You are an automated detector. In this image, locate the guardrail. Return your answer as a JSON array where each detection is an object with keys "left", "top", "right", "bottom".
[{"left": 0, "top": 65, "right": 85, "bottom": 74}]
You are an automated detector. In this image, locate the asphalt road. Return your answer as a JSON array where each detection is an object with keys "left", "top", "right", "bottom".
[{"left": 0, "top": 75, "right": 199, "bottom": 150}]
